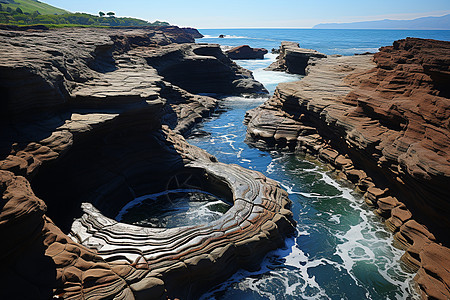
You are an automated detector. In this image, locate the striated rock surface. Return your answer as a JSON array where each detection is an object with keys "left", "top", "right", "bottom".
[
  {"left": 0, "top": 26, "right": 293, "bottom": 299},
  {"left": 226, "top": 45, "right": 268, "bottom": 59},
  {"left": 246, "top": 38, "right": 450, "bottom": 299},
  {"left": 265, "top": 41, "right": 327, "bottom": 75},
  {"left": 140, "top": 43, "right": 267, "bottom": 95}
]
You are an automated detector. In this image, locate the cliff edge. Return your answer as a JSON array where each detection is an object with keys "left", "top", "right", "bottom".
[{"left": 245, "top": 38, "right": 450, "bottom": 299}]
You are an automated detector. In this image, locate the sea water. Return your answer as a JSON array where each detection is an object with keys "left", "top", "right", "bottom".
[
  {"left": 185, "top": 29, "right": 442, "bottom": 299},
  {"left": 199, "top": 28, "right": 450, "bottom": 55}
]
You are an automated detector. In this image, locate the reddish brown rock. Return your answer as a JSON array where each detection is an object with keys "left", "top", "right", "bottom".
[
  {"left": 245, "top": 38, "right": 450, "bottom": 299},
  {"left": 385, "top": 205, "right": 412, "bottom": 232},
  {"left": 265, "top": 41, "right": 327, "bottom": 75},
  {"left": 416, "top": 243, "right": 450, "bottom": 299},
  {"left": 0, "top": 25, "right": 290, "bottom": 299}
]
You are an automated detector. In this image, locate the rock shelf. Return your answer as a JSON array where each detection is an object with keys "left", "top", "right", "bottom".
[
  {"left": 265, "top": 41, "right": 327, "bottom": 75},
  {"left": 0, "top": 26, "right": 291, "bottom": 299},
  {"left": 245, "top": 38, "right": 450, "bottom": 299}
]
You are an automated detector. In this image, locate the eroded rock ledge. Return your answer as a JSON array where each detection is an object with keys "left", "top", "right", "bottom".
[
  {"left": 265, "top": 41, "right": 327, "bottom": 75},
  {"left": 0, "top": 27, "right": 293, "bottom": 299},
  {"left": 245, "top": 38, "right": 450, "bottom": 299}
]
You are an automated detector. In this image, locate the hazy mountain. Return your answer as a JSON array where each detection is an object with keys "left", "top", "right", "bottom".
[{"left": 313, "top": 14, "right": 450, "bottom": 30}]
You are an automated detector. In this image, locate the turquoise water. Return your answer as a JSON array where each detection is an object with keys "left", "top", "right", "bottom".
[
  {"left": 198, "top": 28, "right": 450, "bottom": 55},
  {"left": 186, "top": 31, "right": 425, "bottom": 299}
]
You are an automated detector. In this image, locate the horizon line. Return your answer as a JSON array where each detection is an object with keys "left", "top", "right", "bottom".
[{"left": 196, "top": 27, "right": 450, "bottom": 30}]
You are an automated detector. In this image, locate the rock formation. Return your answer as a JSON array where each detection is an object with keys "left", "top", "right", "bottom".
[
  {"left": 0, "top": 26, "right": 293, "bottom": 299},
  {"left": 265, "top": 41, "right": 327, "bottom": 75},
  {"left": 245, "top": 38, "right": 450, "bottom": 299},
  {"left": 226, "top": 45, "right": 268, "bottom": 59},
  {"left": 181, "top": 27, "right": 204, "bottom": 39},
  {"left": 139, "top": 43, "right": 267, "bottom": 95}
]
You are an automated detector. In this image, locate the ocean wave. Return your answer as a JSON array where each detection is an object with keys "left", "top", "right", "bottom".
[{"left": 202, "top": 34, "right": 251, "bottom": 39}]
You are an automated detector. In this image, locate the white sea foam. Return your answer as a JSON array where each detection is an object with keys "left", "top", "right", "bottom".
[
  {"left": 202, "top": 34, "right": 251, "bottom": 39},
  {"left": 186, "top": 54, "right": 417, "bottom": 298}
]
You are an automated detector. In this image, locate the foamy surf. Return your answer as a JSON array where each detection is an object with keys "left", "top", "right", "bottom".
[{"left": 185, "top": 47, "right": 419, "bottom": 299}]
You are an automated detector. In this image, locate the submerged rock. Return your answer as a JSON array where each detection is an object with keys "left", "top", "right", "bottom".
[
  {"left": 246, "top": 37, "right": 450, "bottom": 299},
  {"left": 265, "top": 41, "right": 327, "bottom": 75},
  {"left": 226, "top": 45, "right": 268, "bottom": 59}
]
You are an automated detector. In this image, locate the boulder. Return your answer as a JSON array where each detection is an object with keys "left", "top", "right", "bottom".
[
  {"left": 226, "top": 45, "right": 268, "bottom": 59},
  {"left": 265, "top": 41, "right": 326, "bottom": 75}
]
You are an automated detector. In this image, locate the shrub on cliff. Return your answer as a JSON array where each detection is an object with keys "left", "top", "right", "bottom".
[{"left": 0, "top": 11, "right": 170, "bottom": 27}]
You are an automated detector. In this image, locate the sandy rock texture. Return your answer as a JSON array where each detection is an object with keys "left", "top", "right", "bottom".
[
  {"left": 245, "top": 38, "right": 450, "bottom": 299},
  {"left": 0, "top": 26, "right": 293, "bottom": 299},
  {"left": 265, "top": 41, "right": 327, "bottom": 75}
]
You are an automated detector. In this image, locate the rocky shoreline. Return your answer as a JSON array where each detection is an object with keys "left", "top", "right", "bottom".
[
  {"left": 1, "top": 24, "right": 449, "bottom": 299},
  {"left": 0, "top": 26, "right": 292, "bottom": 299},
  {"left": 245, "top": 38, "right": 450, "bottom": 299}
]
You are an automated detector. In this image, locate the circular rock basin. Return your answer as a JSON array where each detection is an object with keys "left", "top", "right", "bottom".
[{"left": 116, "top": 189, "right": 231, "bottom": 228}]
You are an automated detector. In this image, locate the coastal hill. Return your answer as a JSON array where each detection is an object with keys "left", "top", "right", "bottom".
[
  {"left": 0, "top": 0, "right": 68, "bottom": 15},
  {"left": 313, "top": 13, "right": 450, "bottom": 30},
  {"left": 0, "top": 0, "right": 169, "bottom": 27}
]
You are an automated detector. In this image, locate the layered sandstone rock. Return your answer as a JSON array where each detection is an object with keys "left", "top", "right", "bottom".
[
  {"left": 140, "top": 43, "right": 267, "bottom": 95},
  {"left": 226, "top": 45, "right": 268, "bottom": 59},
  {"left": 265, "top": 41, "right": 327, "bottom": 75},
  {"left": 246, "top": 38, "right": 450, "bottom": 298},
  {"left": 0, "top": 26, "right": 292, "bottom": 299}
]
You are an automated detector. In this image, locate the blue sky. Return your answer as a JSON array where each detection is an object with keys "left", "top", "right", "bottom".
[{"left": 43, "top": 0, "right": 450, "bottom": 28}]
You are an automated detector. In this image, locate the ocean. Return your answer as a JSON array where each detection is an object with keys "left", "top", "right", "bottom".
[{"left": 198, "top": 28, "right": 450, "bottom": 55}]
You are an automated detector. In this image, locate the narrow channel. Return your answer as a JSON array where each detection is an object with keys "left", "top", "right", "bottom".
[{"left": 187, "top": 55, "right": 418, "bottom": 299}]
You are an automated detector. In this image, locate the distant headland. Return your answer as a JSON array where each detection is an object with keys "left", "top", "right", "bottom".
[{"left": 313, "top": 13, "right": 450, "bottom": 30}]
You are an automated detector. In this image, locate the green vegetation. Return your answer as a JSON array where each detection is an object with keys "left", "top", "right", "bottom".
[
  {"left": 0, "top": 0, "right": 170, "bottom": 27},
  {"left": 1, "top": 0, "right": 69, "bottom": 15}
]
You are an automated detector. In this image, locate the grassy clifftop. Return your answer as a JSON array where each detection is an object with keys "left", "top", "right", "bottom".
[
  {"left": 0, "top": 0, "right": 170, "bottom": 27},
  {"left": 0, "top": 0, "right": 69, "bottom": 15}
]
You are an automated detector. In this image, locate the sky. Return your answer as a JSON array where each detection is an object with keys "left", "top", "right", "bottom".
[{"left": 43, "top": 0, "right": 450, "bottom": 28}]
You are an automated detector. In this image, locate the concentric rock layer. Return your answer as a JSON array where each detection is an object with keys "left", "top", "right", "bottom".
[{"left": 0, "top": 26, "right": 293, "bottom": 299}]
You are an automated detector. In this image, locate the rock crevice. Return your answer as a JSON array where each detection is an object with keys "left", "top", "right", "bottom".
[{"left": 245, "top": 38, "right": 450, "bottom": 299}]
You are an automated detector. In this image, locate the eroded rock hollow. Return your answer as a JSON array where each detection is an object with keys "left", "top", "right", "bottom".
[{"left": 0, "top": 26, "right": 293, "bottom": 299}]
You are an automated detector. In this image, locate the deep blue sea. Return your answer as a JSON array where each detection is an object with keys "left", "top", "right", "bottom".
[{"left": 198, "top": 28, "right": 450, "bottom": 55}]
